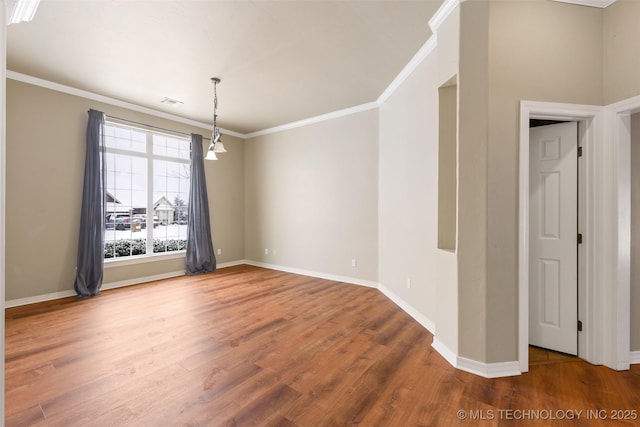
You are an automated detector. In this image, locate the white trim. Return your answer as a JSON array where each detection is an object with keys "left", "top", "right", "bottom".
[
  {"left": 377, "top": 0, "right": 459, "bottom": 106},
  {"left": 5, "top": 260, "right": 248, "bottom": 308},
  {"left": 216, "top": 260, "right": 249, "bottom": 269},
  {"left": 6, "top": 70, "right": 245, "bottom": 139},
  {"left": 6, "top": 290, "right": 76, "bottom": 308},
  {"left": 376, "top": 36, "right": 437, "bottom": 106},
  {"left": 607, "top": 93, "right": 640, "bottom": 114},
  {"left": 7, "top": 15, "right": 440, "bottom": 143},
  {"left": 243, "top": 260, "right": 379, "bottom": 288},
  {"left": 606, "top": 98, "right": 636, "bottom": 371},
  {"left": 5, "top": 270, "right": 186, "bottom": 308},
  {"left": 431, "top": 337, "right": 458, "bottom": 367},
  {"left": 432, "top": 337, "right": 520, "bottom": 378},
  {"left": 457, "top": 357, "right": 521, "bottom": 379},
  {"left": 7, "top": 9, "right": 442, "bottom": 143},
  {"left": 243, "top": 102, "right": 378, "bottom": 139},
  {"left": 519, "top": 101, "right": 602, "bottom": 372},
  {"left": 630, "top": 351, "right": 640, "bottom": 364},
  {"left": 243, "top": 263, "right": 522, "bottom": 378},
  {"left": 104, "top": 251, "right": 185, "bottom": 268},
  {"left": 378, "top": 283, "right": 435, "bottom": 333},
  {"left": 428, "top": 0, "right": 461, "bottom": 33},
  {"left": 518, "top": 100, "right": 637, "bottom": 374},
  {"left": 1, "top": 3, "right": 7, "bottom": 418},
  {"left": 7, "top": 68, "right": 388, "bottom": 142},
  {"left": 101, "top": 270, "right": 184, "bottom": 291},
  {"left": 9, "top": 68, "right": 382, "bottom": 141},
  {"left": 551, "top": 0, "right": 617, "bottom": 8}
]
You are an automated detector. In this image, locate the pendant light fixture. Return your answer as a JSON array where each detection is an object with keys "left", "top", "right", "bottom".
[{"left": 206, "top": 77, "right": 227, "bottom": 160}]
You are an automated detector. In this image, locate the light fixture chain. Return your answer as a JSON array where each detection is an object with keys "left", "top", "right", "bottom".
[{"left": 213, "top": 79, "right": 218, "bottom": 129}]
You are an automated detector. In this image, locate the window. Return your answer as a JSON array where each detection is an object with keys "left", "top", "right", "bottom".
[{"left": 104, "top": 121, "right": 190, "bottom": 260}]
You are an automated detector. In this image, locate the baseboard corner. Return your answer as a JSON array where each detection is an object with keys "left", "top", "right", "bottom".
[{"left": 431, "top": 336, "right": 521, "bottom": 378}]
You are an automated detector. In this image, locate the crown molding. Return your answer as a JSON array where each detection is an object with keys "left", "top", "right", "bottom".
[
  {"left": 6, "top": 70, "right": 245, "bottom": 139},
  {"left": 551, "top": 0, "right": 617, "bottom": 8},
  {"left": 243, "top": 102, "right": 379, "bottom": 139},
  {"left": 428, "top": 0, "right": 462, "bottom": 33},
  {"left": 376, "top": 35, "right": 437, "bottom": 106},
  {"left": 19, "top": 0, "right": 592, "bottom": 142},
  {"left": 8, "top": 1, "right": 443, "bottom": 142}
]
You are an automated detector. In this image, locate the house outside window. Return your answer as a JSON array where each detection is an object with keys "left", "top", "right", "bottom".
[{"left": 104, "top": 121, "right": 190, "bottom": 259}]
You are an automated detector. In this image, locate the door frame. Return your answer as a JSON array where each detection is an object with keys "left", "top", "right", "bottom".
[{"left": 519, "top": 100, "right": 631, "bottom": 373}]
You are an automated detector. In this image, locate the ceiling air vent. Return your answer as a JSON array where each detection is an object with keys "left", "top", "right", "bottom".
[{"left": 160, "top": 97, "right": 184, "bottom": 107}]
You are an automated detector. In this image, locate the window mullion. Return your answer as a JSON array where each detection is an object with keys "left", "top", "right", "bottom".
[{"left": 146, "top": 132, "right": 154, "bottom": 255}]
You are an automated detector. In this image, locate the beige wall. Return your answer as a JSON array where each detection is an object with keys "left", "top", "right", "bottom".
[
  {"left": 458, "top": 0, "right": 490, "bottom": 362},
  {"left": 631, "top": 113, "right": 640, "bottom": 352},
  {"left": 6, "top": 79, "right": 244, "bottom": 301},
  {"left": 245, "top": 109, "right": 378, "bottom": 282},
  {"left": 378, "top": 7, "right": 459, "bottom": 354},
  {"left": 380, "top": 0, "right": 631, "bottom": 365},
  {"left": 484, "top": 0, "right": 604, "bottom": 362},
  {"left": 207, "top": 133, "right": 245, "bottom": 263},
  {"left": 604, "top": 0, "right": 640, "bottom": 104},
  {"left": 379, "top": 51, "right": 460, "bottom": 348}
]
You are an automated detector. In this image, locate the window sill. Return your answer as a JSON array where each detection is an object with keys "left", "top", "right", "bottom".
[{"left": 104, "top": 251, "right": 185, "bottom": 268}]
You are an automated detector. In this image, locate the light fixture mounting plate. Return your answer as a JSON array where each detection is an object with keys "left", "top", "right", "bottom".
[{"left": 211, "top": 77, "right": 221, "bottom": 84}]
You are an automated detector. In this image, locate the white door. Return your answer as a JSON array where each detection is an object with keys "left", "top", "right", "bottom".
[{"left": 529, "top": 122, "right": 578, "bottom": 355}]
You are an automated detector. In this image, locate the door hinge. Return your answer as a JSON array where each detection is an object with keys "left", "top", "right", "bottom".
[
  {"left": 578, "top": 233, "right": 583, "bottom": 244},
  {"left": 578, "top": 320, "right": 583, "bottom": 332},
  {"left": 578, "top": 146, "right": 583, "bottom": 157}
]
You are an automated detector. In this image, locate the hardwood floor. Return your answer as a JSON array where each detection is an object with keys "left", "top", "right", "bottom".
[
  {"left": 528, "top": 346, "right": 578, "bottom": 366},
  {"left": 5, "top": 265, "right": 640, "bottom": 426}
]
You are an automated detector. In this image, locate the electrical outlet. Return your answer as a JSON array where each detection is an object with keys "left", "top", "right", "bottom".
[
  {"left": 407, "top": 279, "right": 412, "bottom": 289},
  {"left": 351, "top": 259, "right": 357, "bottom": 267},
  {"left": 217, "top": 248, "right": 222, "bottom": 255},
  {"left": 265, "top": 248, "right": 269, "bottom": 255}
]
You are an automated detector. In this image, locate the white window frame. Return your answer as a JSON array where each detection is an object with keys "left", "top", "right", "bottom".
[{"left": 104, "top": 120, "right": 190, "bottom": 265}]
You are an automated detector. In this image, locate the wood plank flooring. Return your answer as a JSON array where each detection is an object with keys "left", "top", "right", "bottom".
[
  {"left": 5, "top": 265, "right": 640, "bottom": 426},
  {"left": 528, "top": 346, "right": 578, "bottom": 366}
]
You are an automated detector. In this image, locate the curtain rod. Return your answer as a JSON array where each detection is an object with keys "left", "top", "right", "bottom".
[{"left": 90, "top": 111, "right": 211, "bottom": 141}]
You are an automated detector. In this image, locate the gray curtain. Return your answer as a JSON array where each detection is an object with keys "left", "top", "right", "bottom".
[
  {"left": 186, "top": 134, "right": 216, "bottom": 275},
  {"left": 74, "top": 109, "right": 106, "bottom": 297}
]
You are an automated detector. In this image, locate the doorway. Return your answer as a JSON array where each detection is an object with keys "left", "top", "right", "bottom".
[
  {"left": 528, "top": 120, "right": 579, "bottom": 356},
  {"left": 519, "top": 100, "right": 633, "bottom": 375}
]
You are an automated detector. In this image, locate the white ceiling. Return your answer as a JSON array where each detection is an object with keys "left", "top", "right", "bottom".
[{"left": 7, "top": 0, "right": 444, "bottom": 134}]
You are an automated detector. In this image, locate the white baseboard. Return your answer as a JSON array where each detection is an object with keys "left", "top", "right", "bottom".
[
  {"left": 378, "top": 283, "right": 435, "bottom": 334},
  {"left": 6, "top": 270, "right": 187, "bottom": 308},
  {"left": 630, "top": 351, "right": 640, "bottom": 364},
  {"left": 432, "top": 337, "right": 458, "bottom": 367},
  {"left": 5, "top": 260, "right": 251, "bottom": 308},
  {"left": 216, "top": 260, "right": 248, "bottom": 269},
  {"left": 457, "top": 357, "right": 521, "bottom": 378},
  {"left": 246, "top": 264, "right": 521, "bottom": 378},
  {"left": 6, "top": 290, "right": 77, "bottom": 308},
  {"left": 242, "top": 260, "right": 379, "bottom": 288},
  {"left": 101, "top": 270, "right": 185, "bottom": 292},
  {"left": 432, "top": 337, "right": 521, "bottom": 378},
  {"left": 5, "top": 259, "right": 524, "bottom": 379}
]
